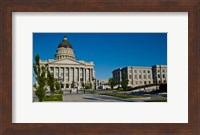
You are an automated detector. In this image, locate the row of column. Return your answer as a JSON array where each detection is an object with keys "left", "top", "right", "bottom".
[{"left": 50, "top": 67, "right": 94, "bottom": 83}]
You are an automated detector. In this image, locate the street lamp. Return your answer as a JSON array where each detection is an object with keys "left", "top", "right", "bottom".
[
  {"left": 92, "top": 77, "right": 96, "bottom": 91},
  {"left": 80, "top": 78, "right": 85, "bottom": 93},
  {"left": 58, "top": 77, "right": 62, "bottom": 90}
]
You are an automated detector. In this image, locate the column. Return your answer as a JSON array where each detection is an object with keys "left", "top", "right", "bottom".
[
  {"left": 73, "top": 67, "right": 75, "bottom": 82},
  {"left": 78, "top": 68, "right": 80, "bottom": 82},
  {"left": 90, "top": 68, "right": 93, "bottom": 80},
  {"left": 53, "top": 67, "right": 56, "bottom": 77},
  {"left": 85, "top": 68, "right": 87, "bottom": 82},
  {"left": 68, "top": 67, "right": 71, "bottom": 89},
  {"left": 59, "top": 67, "right": 61, "bottom": 79},
  {"left": 68, "top": 67, "right": 70, "bottom": 82},
  {"left": 82, "top": 68, "right": 85, "bottom": 83},
  {"left": 88, "top": 68, "right": 91, "bottom": 81},
  {"left": 64, "top": 67, "right": 66, "bottom": 83}
]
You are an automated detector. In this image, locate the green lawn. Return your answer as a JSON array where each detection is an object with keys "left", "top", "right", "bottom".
[
  {"left": 101, "top": 93, "right": 144, "bottom": 98},
  {"left": 53, "top": 90, "right": 63, "bottom": 94},
  {"left": 43, "top": 95, "right": 63, "bottom": 101},
  {"left": 85, "top": 90, "right": 98, "bottom": 94}
]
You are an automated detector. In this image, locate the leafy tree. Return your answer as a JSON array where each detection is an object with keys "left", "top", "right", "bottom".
[
  {"left": 55, "top": 81, "right": 61, "bottom": 91},
  {"left": 82, "top": 82, "right": 85, "bottom": 93},
  {"left": 33, "top": 55, "right": 46, "bottom": 102},
  {"left": 47, "top": 70, "right": 56, "bottom": 97},
  {"left": 85, "top": 82, "right": 92, "bottom": 89},
  {"left": 108, "top": 77, "right": 116, "bottom": 90},
  {"left": 121, "top": 73, "right": 129, "bottom": 94},
  {"left": 33, "top": 84, "right": 36, "bottom": 88}
]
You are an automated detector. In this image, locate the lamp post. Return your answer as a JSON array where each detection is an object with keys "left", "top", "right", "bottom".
[
  {"left": 80, "top": 78, "right": 85, "bottom": 93},
  {"left": 58, "top": 77, "right": 62, "bottom": 90},
  {"left": 92, "top": 77, "right": 96, "bottom": 92}
]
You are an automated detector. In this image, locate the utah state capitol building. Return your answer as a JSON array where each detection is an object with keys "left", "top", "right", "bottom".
[{"left": 39, "top": 35, "right": 95, "bottom": 90}]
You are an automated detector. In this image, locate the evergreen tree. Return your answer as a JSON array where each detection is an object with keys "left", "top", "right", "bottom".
[
  {"left": 47, "top": 70, "right": 56, "bottom": 97},
  {"left": 121, "top": 73, "right": 129, "bottom": 94},
  {"left": 33, "top": 55, "right": 46, "bottom": 102},
  {"left": 108, "top": 77, "right": 116, "bottom": 90}
]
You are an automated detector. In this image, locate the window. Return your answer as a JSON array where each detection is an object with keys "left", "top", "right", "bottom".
[
  {"left": 129, "top": 75, "right": 132, "bottom": 79},
  {"left": 139, "top": 75, "right": 142, "bottom": 79},
  {"left": 149, "top": 81, "right": 151, "bottom": 84},
  {"left": 134, "top": 75, "right": 137, "bottom": 79},
  {"left": 66, "top": 84, "right": 69, "bottom": 88},
  {"left": 163, "top": 70, "right": 165, "bottom": 73},
  {"left": 139, "top": 70, "right": 142, "bottom": 73},
  {"left": 158, "top": 70, "right": 160, "bottom": 73},
  {"left": 163, "top": 74, "right": 165, "bottom": 78},
  {"left": 144, "top": 75, "right": 146, "bottom": 79},
  {"left": 134, "top": 70, "right": 137, "bottom": 73},
  {"left": 143, "top": 70, "right": 146, "bottom": 73},
  {"left": 129, "top": 69, "right": 132, "bottom": 73},
  {"left": 144, "top": 81, "right": 146, "bottom": 84},
  {"left": 50, "top": 67, "right": 53, "bottom": 71},
  {"left": 140, "top": 81, "right": 142, "bottom": 84},
  {"left": 135, "top": 81, "right": 138, "bottom": 84},
  {"left": 148, "top": 70, "right": 150, "bottom": 73},
  {"left": 158, "top": 74, "right": 160, "bottom": 78},
  {"left": 148, "top": 75, "right": 151, "bottom": 79}
]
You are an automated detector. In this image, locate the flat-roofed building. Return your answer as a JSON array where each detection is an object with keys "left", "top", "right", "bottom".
[
  {"left": 112, "top": 65, "right": 167, "bottom": 87},
  {"left": 152, "top": 65, "right": 167, "bottom": 84}
]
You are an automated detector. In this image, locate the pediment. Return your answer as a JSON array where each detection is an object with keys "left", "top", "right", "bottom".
[{"left": 49, "top": 58, "right": 84, "bottom": 65}]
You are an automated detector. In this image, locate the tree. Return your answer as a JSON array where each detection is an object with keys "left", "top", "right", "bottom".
[
  {"left": 108, "top": 77, "right": 116, "bottom": 90},
  {"left": 121, "top": 73, "right": 129, "bottom": 94},
  {"left": 81, "top": 82, "right": 85, "bottom": 93},
  {"left": 85, "top": 82, "right": 92, "bottom": 89},
  {"left": 47, "top": 70, "right": 56, "bottom": 97},
  {"left": 33, "top": 54, "right": 46, "bottom": 102},
  {"left": 55, "top": 81, "right": 61, "bottom": 91}
]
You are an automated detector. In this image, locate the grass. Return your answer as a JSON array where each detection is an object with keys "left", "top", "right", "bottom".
[
  {"left": 43, "top": 95, "right": 63, "bottom": 101},
  {"left": 101, "top": 93, "right": 144, "bottom": 98},
  {"left": 145, "top": 99, "right": 167, "bottom": 102},
  {"left": 53, "top": 90, "right": 63, "bottom": 94},
  {"left": 85, "top": 90, "right": 98, "bottom": 94}
]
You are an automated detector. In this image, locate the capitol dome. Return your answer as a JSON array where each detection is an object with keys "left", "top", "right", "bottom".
[
  {"left": 58, "top": 35, "right": 73, "bottom": 49},
  {"left": 55, "top": 35, "right": 75, "bottom": 60}
]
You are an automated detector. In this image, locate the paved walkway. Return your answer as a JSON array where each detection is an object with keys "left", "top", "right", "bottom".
[
  {"left": 62, "top": 93, "right": 164, "bottom": 102},
  {"left": 33, "top": 91, "right": 167, "bottom": 102}
]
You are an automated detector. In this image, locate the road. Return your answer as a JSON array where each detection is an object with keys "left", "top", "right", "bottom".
[
  {"left": 62, "top": 93, "right": 166, "bottom": 102},
  {"left": 33, "top": 90, "right": 167, "bottom": 102}
]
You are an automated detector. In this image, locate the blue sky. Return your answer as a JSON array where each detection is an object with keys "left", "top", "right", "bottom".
[{"left": 33, "top": 33, "right": 167, "bottom": 80}]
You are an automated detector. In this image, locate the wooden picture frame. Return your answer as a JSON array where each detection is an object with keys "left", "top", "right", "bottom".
[{"left": 0, "top": 0, "right": 199, "bottom": 135}]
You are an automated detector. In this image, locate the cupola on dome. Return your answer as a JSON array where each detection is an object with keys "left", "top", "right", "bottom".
[
  {"left": 58, "top": 35, "right": 73, "bottom": 49},
  {"left": 55, "top": 35, "right": 75, "bottom": 60}
]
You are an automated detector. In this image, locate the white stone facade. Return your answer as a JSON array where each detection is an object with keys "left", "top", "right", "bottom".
[
  {"left": 113, "top": 65, "right": 167, "bottom": 87},
  {"left": 152, "top": 65, "right": 167, "bottom": 84},
  {"left": 39, "top": 36, "right": 95, "bottom": 90},
  {"left": 96, "top": 80, "right": 111, "bottom": 89}
]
